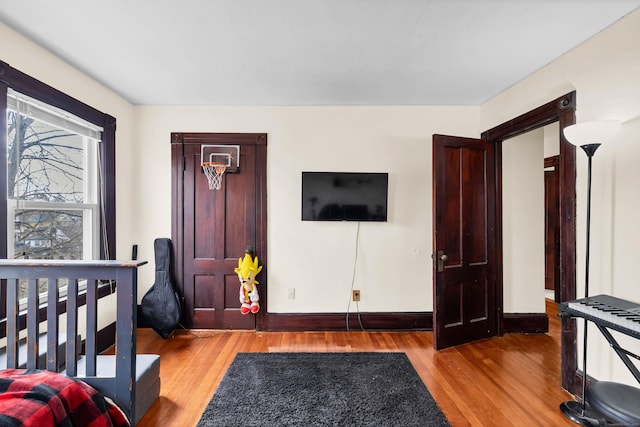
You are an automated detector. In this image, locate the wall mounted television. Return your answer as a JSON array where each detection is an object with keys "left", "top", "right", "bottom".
[{"left": 301, "top": 172, "right": 388, "bottom": 222}]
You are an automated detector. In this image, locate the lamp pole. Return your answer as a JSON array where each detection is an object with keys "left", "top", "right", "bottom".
[
  {"left": 559, "top": 120, "right": 619, "bottom": 425},
  {"left": 580, "top": 143, "right": 599, "bottom": 414},
  {"left": 560, "top": 142, "right": 602, "bottom": 425},
  {"left": 582, "top": 142, "right": 600, "bottom": 300}
]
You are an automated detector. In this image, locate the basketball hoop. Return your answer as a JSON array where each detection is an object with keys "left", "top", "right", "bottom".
[{"left": 202, "top": 161, "right": 227, "bottom": 190}]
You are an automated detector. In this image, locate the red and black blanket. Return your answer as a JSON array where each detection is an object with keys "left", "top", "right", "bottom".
[{"left": 0, "top": 369, "right": 129, "bottom": 427}]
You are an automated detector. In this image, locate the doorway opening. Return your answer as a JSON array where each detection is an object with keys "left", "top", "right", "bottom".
[
  {"left": 481, "top": 91, "right": 578, "bottom": 393},
  {"left": 545, "top": 153, "right": 561, "bottom": 303}
]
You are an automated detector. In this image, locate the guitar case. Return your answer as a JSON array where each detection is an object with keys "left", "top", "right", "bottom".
[{"left": 141, "top": 238, "right": 182, "bottom": 338}]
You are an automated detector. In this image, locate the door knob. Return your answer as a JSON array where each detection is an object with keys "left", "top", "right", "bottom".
[{"left": 437, "top": 250, "right": 448, "bottom": 272}]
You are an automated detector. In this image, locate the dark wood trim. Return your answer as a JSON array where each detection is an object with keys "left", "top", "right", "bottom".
[
  {"left": 482, "top": 95, "right": 576, "bottom": 142},
  {"left": 95, "top": 321, "right": 117, "bottom": 354},
  {"left": 503, "top": 313, "right": 549, "bottom": 334},
  {"left": 558, "top": 103, "right": 578, "bottom": 393},
  {"left": 0, "top": 60, "right": 115, "bottom": 126},
  {"left": 170, "top": 139, "right": 185, "bottom": 310},
  {"left": 255, "top": 142, "right": 268, "bottom": 330},
  {"left": 177, "top": 132, "right": 268, "bottom": 146},
  {"left": 495, "top": 137, "right": 504, "bottom": 336},
  {"left": 544, "top": 155, "right": 560, "bottom": 169},
  {"left": 481, "top": 91, "right": 577, "bottom": 394},
  {"left": 0, "top": 59, "right": 116, "bottom": 260},
  {"left": 264, "top": 312, "right": 431, "bottom": 331}
]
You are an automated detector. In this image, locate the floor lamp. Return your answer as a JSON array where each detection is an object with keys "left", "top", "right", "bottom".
[{"left": 560, "top": 120, "right": 620, "bottom": 426}]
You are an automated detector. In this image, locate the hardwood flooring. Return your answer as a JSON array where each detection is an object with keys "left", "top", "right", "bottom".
[{"left": 136, "top": 299, "right": 576, "bottom": 426}]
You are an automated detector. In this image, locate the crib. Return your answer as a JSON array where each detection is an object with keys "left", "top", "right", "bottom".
[{"left": 0, "top": 259, "right": 160, "bottom": 426}]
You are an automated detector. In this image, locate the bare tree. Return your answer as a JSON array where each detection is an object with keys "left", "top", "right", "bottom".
[{"left": 7, "top": 111, "right": 85, "bottom": 261}]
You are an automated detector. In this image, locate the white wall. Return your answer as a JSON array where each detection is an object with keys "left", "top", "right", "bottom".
[
  {"left": 482, "top": 9, "right": 640, "bottom": 386},
  {"left": 0, "top": 21, "right": 139, "bottom": 264},
  {"left": 0, "top": 21, "right": 138, "bottom": 332},
  {"left": 3, "top": 6, "right": 640, "bottom": 386},
  {"left": 134, "top": 106, "right": 479, "bottom": 312},
  {"left": 502, "top": 128, "right": 545, "bottom": 313}
]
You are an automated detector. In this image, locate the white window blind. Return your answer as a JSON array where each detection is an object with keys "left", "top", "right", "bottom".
[{"left": 7, "top": 89, "right": 103, "bottom": 140}]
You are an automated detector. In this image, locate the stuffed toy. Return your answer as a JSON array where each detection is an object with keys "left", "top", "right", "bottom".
[{"left": 234, "top": 253, "right": 263, "bottom": 315}]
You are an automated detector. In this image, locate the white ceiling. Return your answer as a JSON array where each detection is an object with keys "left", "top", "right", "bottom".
[{"left": 1, "top": 1, "right": 639, "bottom": 106}]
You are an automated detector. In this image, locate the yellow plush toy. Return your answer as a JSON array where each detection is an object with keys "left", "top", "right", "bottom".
[{"left": 234, "top": 253, "right": 263, "bottom": 315}]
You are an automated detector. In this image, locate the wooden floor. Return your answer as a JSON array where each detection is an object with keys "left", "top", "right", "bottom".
[{"left": 136, "top": 299, "right": 577, "bottom": 427}]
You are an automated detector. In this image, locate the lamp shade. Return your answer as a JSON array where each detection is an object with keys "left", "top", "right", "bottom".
[{"left": 563, "top": 120, "right": 620, "bottom": 147}]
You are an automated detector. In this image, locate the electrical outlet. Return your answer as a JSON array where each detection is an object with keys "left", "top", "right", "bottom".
[
  {"left": 352, "top": 290, "right": 361, "bottom": 302},
  {"left": 288, "top": 288, "right": 295, "bottom": 300}
]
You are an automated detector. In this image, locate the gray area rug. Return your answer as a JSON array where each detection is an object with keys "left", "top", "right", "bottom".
[{"left": 197, "top": 352, "right": 450, "bottom": 426}]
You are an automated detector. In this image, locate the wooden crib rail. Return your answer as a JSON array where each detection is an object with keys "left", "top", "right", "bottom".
[{"left": 0, "top": 259, "right": 147, "bottom": 424}]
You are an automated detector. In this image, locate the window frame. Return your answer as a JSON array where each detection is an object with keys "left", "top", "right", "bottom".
[
  {"left": 0, "top": 59, "right": 116, "bottom": 324},
  {"left": 6, "top": 108, "right": 101, "bottom": 262}
]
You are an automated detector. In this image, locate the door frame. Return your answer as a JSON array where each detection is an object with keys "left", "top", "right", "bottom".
[
  {"left": 480, "top": 91, "right": 577, "bottom": 393},
  {"left": 544, "top": 155, "right": 561, "bottom": 303},
  {"left": 171, "top": 132, "right": 268, "bottom": 330}
]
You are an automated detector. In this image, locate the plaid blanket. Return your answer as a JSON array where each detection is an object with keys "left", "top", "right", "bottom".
[{"left": 0, "top": 369, "right": 130, "bottom": 427}]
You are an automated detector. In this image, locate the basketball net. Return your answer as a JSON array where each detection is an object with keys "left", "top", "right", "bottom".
[{"left": 202, "top": 162, "right": 227, "bottom": 190}]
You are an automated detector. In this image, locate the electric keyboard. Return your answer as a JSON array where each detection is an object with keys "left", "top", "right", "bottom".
[{"left": 559, "top": 294, "right": 640, "bottom": 340}]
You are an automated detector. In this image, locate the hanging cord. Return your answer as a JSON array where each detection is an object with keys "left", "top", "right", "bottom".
[
  {"left": 346, "top": 221, "right": 365, "bottom": 331},
  {"left": 11, "top": 106, "right": 23, "bottom": 259},
  {"left": 97, "top": 146, "right": 110, "bottom": 261},
  {"left": 97, "top": 146, "right": 116, "bottom": 292}
]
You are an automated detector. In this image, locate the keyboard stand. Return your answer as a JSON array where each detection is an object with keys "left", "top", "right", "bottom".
[
  {"left": 593, "top": 324, "right": 640, "bottom": 384},
  {"left": 559, "top": 304, "right": 640, "bottom": 425}
]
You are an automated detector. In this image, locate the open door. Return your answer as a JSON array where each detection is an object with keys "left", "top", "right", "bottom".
[{"left": 432, "top": 134, "right": 498, "bottom": 350}]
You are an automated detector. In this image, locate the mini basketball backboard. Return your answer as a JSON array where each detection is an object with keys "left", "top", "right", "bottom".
[
  {"left": 201, "top": 144, "right": 240, "bottom": 173},
  {"left": 201, "top": 145, "right": 240, "bottom": 190}
]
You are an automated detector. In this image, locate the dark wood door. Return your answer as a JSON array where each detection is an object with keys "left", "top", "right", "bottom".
[
  {"left": 544, "top": 157, "right": 560, "bottom": 302},
  {"left": 171, "top": 133, "right": 267, "bottom": 330},
  {"left": 432, "top": 134, "right": 497, "bottom": 350}
]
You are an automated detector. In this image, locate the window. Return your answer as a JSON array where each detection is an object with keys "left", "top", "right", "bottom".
[
  {"left": 6, "top": 92, "right": 105, "bottom": 301},
  {"left": 0, "top": 59, "right": 116, "bottom": 316},
  {"left": 7, "top": 91, "right": 102, "bottom": 263}
]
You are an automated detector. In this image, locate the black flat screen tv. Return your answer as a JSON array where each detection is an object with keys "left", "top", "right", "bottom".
[{"left": 301, "top": 172, "right": 388, "bottom": 222}]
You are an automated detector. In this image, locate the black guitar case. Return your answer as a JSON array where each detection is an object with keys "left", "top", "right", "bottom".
[{"left": 141, "top": 238, "right": 182, "bottom": 338}]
